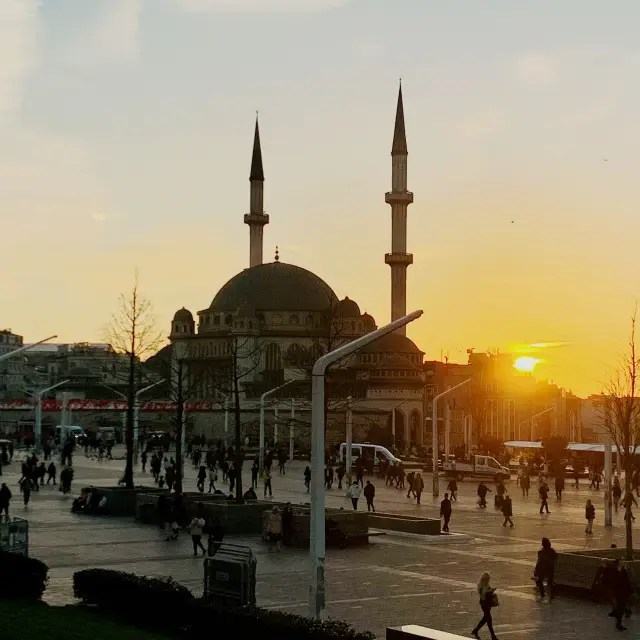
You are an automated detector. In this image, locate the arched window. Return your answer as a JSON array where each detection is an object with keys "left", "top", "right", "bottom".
[
  {"left": 305, "top": 314, "right": 314, "bottom": 326},
  {"left": 214, "top": 316, "right": 220, "bottom": 325},
  {"left": 289, "top": 314, "right": 299, "bottom": 325},
  {"left": 256, "top": 313, "right": 265, "bottom": 324}
]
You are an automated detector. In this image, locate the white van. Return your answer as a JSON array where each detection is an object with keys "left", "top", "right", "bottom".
[
  {"left": 339, "top": 443, "right": 401, "bottom": 470},
  {"left": 56, "top": 425, "right": 86, "bottom": 444}
]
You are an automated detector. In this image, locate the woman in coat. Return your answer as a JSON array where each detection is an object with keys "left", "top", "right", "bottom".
[{"left": 471, "top": 572, "right": 499, "bottom": 640}]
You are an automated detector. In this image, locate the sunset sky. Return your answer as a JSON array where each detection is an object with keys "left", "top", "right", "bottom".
[{"left": 3, "top": 0, "right": 640, "bottom": 397}]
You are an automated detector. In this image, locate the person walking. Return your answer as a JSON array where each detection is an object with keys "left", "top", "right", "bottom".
[
  {"left": 606, "top": 559, "right": 633, "bottom": 631},
  {"left": 414, "top": 473, "right": 425, "bottom": 505},
  {"left": 471, "top": 572, "right": 499, "bottom": 640},
  {"left": 363, "top": 480, "right": 376, "bottom": 512},
  {"left": 262, "top": 467, "right": 273, "bottom": 498},
  {"left": 555, "top": 474, "right": 564, "bottom": 502},
  {"left": 446, "top": 478, "right": 458, "bottom": 501},
  {"left": 304, "top": 465, "right": 311, "bottom": 493},
  {"left": 520, "top": 472, "right": 530, "bottom": 497},
  {"left": 440, "top": 492, "right": 452, "bottom": 532},
  {"left": 533, "top": 537, "right": 557, "bottom": 599},
  {"left": 585, "top": 498, "right": 595, "bottom": 534},
  {"left": 613, "top": 477, "right": 622, "bottom": 513},
  {"left": 0, "top": 483, "right": 11, "bottom": 517},
  {"left": 539, "top": 481, "right": 550, "bottom": 514},
  {"left": 501, "top": 494, "right": 514, "bottom": 528},
  {"left": 189, "top": 512, "right": 207, "bottom": 556},
  {"left": 347, "top": 479, "right": 361, "bottom": 510},
  {"left": 477, "top": 482, "right": 491, "bottom": 508}
]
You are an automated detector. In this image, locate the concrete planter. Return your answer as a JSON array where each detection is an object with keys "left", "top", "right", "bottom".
[
  {"left": 555, "top": 548, "right": 640, "bottom": 596},
  {"left": 368, "top": 513, "right": 441, "bottom": 535},
  {"left": 262, "top": 506, "right": 369, "bottom": 547},
  {"left": 93, "top": 486, "right": 170, "bottom": 517}
]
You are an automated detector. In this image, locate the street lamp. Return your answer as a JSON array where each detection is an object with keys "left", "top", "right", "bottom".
[
  {"left": 100, "top": 384, "right": 128, "bottom": 443},
  {"left": 530, "top": 407, "right": 553, "bottom": 441},
  {"left": 133, "top": 379, "right": 166, "bottom": 463},
  {"left": 309, "top": 310, "right": 422, "bottom": 621},
  {"left": 391, "top": 399, "right": 407, "bottom": 449},
  {"left": 0, "top": 335, "right": 57, "bottom": 363},
  {"left": 35, "top": 379, "right": 70, "bottom": 454},
  {"left": 432, "top": 378, "right": 471, "bottom": 497},
  {"left": 212, "top": 389, "right": 229, "bottom": 434},
  {"left": 260, "top": 379, "right": 295, "bottom": 470}
]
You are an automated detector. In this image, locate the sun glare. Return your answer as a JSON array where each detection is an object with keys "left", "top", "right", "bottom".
[{"left": 513, "top": 356, "right": 540, "bottom": 372}]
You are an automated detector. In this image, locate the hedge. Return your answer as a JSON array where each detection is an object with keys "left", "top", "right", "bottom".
[
  {"left": 73, "top": 569, "right": 374, "bottom": 640},
  {"left": 0, "top": 551, "right": 48, "bottom": 600}
]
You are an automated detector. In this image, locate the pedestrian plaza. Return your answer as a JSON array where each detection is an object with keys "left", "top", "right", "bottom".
[{"left": 2, "top": 451, "right": 635, "bottom": 639}]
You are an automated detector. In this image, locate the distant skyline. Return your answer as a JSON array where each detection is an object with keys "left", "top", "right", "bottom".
[{"left": 3, "top": 0, "right": 640, "bottom": 397}]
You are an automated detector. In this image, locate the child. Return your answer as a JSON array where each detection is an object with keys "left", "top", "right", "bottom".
[{"left": 585, "top": 498, "right": 595, "bottom": 534}]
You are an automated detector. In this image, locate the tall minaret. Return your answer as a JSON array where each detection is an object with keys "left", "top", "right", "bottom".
[
  {"left": 244, "top": 115, "right": 269, "bottom": 267},
  {"left": 385, "top": 82, "right": 414, "bottom": 335}
]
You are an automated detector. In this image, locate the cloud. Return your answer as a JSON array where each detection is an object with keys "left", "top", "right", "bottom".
[
  {"left": 447, "top": 109, "right": 506, "bottom": 141},
  {"left": 170, "top": 0, "right": 352, "bottom": 13},
  {"left": 63, "top": 0, "right": 142, "bottom": 66},
  {"left": 0, "top": 0, "right": 39, "bottom": 122},
  {"left": 512, "top": 53, "right": 558, "bottom": 86}
]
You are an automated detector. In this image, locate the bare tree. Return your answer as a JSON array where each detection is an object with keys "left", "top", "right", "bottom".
[
  {"left": 285, "top": 303, "right": 368, "bottom": 437},
  {"left": 600, "top": 306, "right": 640, "bottom": 560},
  {"left": 104, "top": 279, "right": 164, "bottom": 488}
]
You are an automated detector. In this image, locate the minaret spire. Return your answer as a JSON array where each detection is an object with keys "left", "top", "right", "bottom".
[
  {"left": 384, "top": 81, "right": 413, "bottom": 335},
  {"left": 244, "top": 113, "right": 269, "bottom": 267}
]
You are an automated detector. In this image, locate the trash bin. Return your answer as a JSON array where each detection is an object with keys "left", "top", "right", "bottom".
[{"left": 203, "top": 543, "right": 257, "bottom": 606}]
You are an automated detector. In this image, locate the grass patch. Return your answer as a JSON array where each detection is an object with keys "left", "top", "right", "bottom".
[{"left": 0, "top": 600, "right": 169, "bottom": 640}]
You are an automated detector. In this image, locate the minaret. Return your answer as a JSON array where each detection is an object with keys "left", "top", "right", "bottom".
[
  {"left": 385, "top": 82, "right": 414, "bottom": 335},
  {"left": 244, "top": 115, "right": 269, "bottom": 267}
]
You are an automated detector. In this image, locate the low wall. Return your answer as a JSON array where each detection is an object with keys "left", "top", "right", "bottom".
[
  {"left": 555, "top": 549, "right": 640, "bottom": 595},
  {"left": 387, "top": 625, "right": 467, "bottom": 640},
  {"left": 369, "top": 513, "right": 441, "bottom": 535}
]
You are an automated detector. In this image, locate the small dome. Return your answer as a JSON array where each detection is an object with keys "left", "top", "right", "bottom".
[
  {"left": 336, "top": 296, "right": 361, "bottom": 317},
  {"left": 173, "top": 307, "right": 193, "bottom": 322},
  {"left": 361, "top": 312, "right": 376, "bottom": 330},
  {"left": 361, "top": 332, "right": 423, "bottom": 354}
]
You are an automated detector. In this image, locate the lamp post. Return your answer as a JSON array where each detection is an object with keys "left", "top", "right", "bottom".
[
  {"left": 309, "top": 310, "right": 422, "bottom": 621},
  {"left": 530, "top": 407, "right": 553, "bottom": 441},
  {"left": 432, "top": 378, "right": 471, "bottom": 497},
  {"left": 391, "top": 399, "right": 406, "bottom": 449},
  {"left": 133, "top": 380, "right": 166, "bottom": 463},
  {"left": 212, "top": 389, "right": 229, "bottom": 434},
  {"left": 345, "top": 396, "right": 353, "bottom": 486},
  {"left": 100, "top": 384, "right": 127, "bottom": 443},
  {"left": 35, "top": 379, "right": 70, "bottom": 454},
  {"left": 260, "top": 379, "right": 294, "bottom": 471},
  {"left": 0, "top": 335, "right": 57, "bottom": 363}
]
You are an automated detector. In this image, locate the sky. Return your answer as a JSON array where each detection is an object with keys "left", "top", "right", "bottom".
[{"left": 3, "top": 0, "right": 640, "bottom": 397}]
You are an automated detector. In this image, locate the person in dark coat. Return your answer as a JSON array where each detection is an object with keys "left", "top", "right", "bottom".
[
  {"left": 440, "top": 493, "right": 452, "bottom": 532},
  {"left": 363, "top": 481, "right": 376, "bottom": 512},
  {"left": 477, "top": 482, "right": 491, "bottom": 508},
  {"left": 0, "top": 483, "right": 11, "bottom": 517},
  {"left": 501, "top": 494, "right": 514, "bottom": 528},
  {"left": 607, "top": 559, "right": 633, "bottom": 631},
  {"left": 534, "top": 537, "right": 557, "bottom": 599},
  {"left": 539, "top": 481, "right": 550, "bottom": 514}
]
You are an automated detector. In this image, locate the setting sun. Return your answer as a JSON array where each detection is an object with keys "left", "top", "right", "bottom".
[{"left": 513, "top": 356, "right": 541, "bottom": 372}]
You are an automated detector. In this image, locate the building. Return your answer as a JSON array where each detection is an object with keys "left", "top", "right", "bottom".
[
  {"left": 169, "top": 85, "right": 427, "bottom": 448},
  {"left": 0, "top": 330, "right": 26, "bottom": 400}
]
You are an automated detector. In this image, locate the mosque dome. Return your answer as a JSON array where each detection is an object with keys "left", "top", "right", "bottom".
[
  {"left": 361, "top": 332, "right": 423, "bottom": 354},
  {"left": 209, "top": 261, "right": 338, "bottom": 313},
  {"left": 173, "top": 308, "right": 194, "bottom": 322},
  {"left": 336, "top": 297, "right": 361, "bottom": 317}
]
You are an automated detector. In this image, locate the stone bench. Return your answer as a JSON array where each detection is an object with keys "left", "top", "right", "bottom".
[{"left": 387, "top": 625, "right": 468, "bottom": 640}]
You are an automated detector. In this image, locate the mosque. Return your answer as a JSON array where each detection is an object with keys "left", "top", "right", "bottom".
[{"left": 169, "top": 85, "right": 427, "bottom": 448}]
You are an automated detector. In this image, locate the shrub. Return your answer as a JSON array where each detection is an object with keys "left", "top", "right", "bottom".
[
  {"left": 73, "top": 569, "right": 374, "bottom": 640},
  {"left": 0, "top": 551, "right": 48, "bottom": 600}
]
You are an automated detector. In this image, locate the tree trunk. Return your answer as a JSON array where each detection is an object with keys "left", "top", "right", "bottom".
[
  {"left": 233, "top": 368, "right": 244, "bottom": 503},
  {"left": 625, "top": 450, "right": 634, "bottom": 560},
  {"left": 123, "top": 352, "right": 136, "bottom": 489},
  {"left": 174, "top": 361, "right": 184, "bottom": 495}
]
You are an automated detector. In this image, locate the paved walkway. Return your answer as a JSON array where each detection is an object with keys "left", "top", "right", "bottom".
[{"left": 1, "top": 452, "right": 635, "bottom": 638}]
